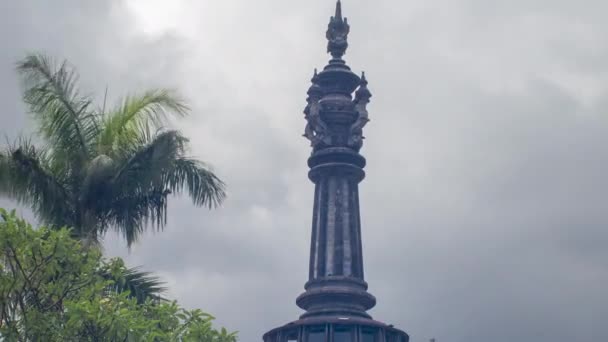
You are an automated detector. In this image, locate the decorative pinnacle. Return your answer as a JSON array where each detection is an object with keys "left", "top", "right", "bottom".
[
  {"left": 355, "top": 71, "right": 372, "bottom": 102},
  {"left": 307, "top": 68, "right": 321, "bottom": 93},
  {"left": 335, "top": 0, "right": 343, "bottom": 20},
  {"left": 326, "top": 0, "right": 350, "bottom": 59}
]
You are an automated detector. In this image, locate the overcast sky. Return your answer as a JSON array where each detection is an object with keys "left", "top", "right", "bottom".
[{"left": 2, "top": 0, "right": 608, "bottom": 341}]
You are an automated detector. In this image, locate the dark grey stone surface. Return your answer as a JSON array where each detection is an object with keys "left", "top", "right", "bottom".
[{"left": 264, "top": 2, "right": 409, "bottom": 341}]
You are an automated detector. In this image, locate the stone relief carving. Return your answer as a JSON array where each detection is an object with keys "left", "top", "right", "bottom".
[
  {"left": 304, "top": 100, "right": 331, "bottom": 148},
  {"left": 304, "top": 71, "right": 372, "bottom": 150}
]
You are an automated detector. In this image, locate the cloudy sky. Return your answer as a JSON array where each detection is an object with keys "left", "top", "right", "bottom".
[{"left": 2, "top": 0, "right": 608, "bottom": 341}]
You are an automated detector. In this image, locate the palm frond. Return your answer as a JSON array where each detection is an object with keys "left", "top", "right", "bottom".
[
  {"left": 113, "top": 130, "right": 188, "bottom": 190},
  {"left": 0, "top": 138, "right": 73, "bottom": 228},
  {"left": 105, "top": 130, "right": 225, "bottom": 245},
  {"left": 98, "top": 89, "right": 188, "bottom": 157},
  {"left": 105, "top": 188, "right": 171, "bottom": 246},
  {"left": 17, "top": 54, "right": 99, "bottom": 165},
  {"left": 101, "top": 265, "right": 167, "bottom": 304},
  {"left": 112, "top": 130, "right": 226, "bottom": 206},
  {"left": 168, "top": 158, "right": 226, "bottom": 208}
]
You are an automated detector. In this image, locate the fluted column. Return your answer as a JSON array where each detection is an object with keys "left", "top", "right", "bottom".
[{"left": 309, "top": 163, "right": 364, "bottom": 280}]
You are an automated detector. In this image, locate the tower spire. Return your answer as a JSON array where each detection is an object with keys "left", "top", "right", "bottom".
[{"left": 335, "top": 0, "right": 343, "bottom": 20}]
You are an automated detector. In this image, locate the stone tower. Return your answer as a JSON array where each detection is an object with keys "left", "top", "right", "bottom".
[{"left": 263, "top": 2, "right": 409, "bottom": 341}]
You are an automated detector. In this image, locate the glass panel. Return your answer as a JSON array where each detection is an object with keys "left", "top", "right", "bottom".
[
  {"left": 285, "top": 329, "right": 298, "bottom": 341},
  {"left": 334, "top": 327, "right": 351, "bottom": 342},
  {"left": 389, "top": 332, "right": 409, "bottom": 342},
  {"left": 308, "top": 328, "right": 325, "bottom": 342},
  {"left": 362, "top": 329, "right": 377, "bottom": 342}
]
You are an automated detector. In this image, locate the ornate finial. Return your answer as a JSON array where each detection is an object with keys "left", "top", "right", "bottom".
[
  {"left": 355, "top": 71, "right": 371, "bottom": 101},
  {"left": 326, "top": 0, "right": 350, "bottom": 59},
  {"left": 307, "top": 69, "right": 322, "bottom": 97}
]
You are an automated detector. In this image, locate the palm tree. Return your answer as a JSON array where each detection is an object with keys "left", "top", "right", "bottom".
[{"left": 0, "top": 54, "right": 226, "bottom": 300}]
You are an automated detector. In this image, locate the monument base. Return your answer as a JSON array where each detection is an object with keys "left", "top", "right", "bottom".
[{"left": 263, "top": 316, "right": 409, "bottom": 342}]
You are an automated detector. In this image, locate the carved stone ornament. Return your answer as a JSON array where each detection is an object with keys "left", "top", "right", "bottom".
[
  {"left": 326, "top": 0, "right": 350, "bottom": 58},
  {"left": 303, "top": 71, "right": 332, "bottom": 147},
  {"left": 303, "top": 102, "right": 330, "bottom": 147}
]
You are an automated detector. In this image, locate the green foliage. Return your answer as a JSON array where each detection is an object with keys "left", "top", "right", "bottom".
[
  {"left": 0, "top": 209, "right": 237, "bottom": 341},
  {"left": 100, "top": 258, "right": 166, "bottom": 304},
  {"left": 0, "top": 53, "right": 226, "bottom": 247}
]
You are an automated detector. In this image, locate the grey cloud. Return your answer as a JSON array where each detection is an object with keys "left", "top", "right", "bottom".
[{"left": 2, "top": 0, "right": 608, "bottom": 341}]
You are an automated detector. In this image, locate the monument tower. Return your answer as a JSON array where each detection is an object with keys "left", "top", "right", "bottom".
[{"left": 263, "top": 1, "right": 409, "bottom": 341}]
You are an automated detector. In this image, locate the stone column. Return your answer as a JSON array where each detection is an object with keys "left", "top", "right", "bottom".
[{"left": 297, "top": 2, "right": 375, "bottom": 318}]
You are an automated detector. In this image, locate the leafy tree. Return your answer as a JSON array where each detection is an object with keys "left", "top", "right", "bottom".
[
  {"left": 0, "top": 209, "right": 237, "bottom": 341},
  {"left": 0, "top": 54, "right": 226, "bottom": 301}
]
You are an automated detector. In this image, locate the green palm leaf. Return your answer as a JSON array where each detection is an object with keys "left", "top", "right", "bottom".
[
  {"left": 170, "top": 157, "right": 226, "bottom": 208},
  {"left": 17, "top": 54, "right": 99, "bottom": 167},
  {"left": 108, "top": 130, "right": 225, "bottom": 245},
  {"left": 98, "top": 89, "right": 188, "bottom": 158},
  {"left": 0, "top": 138, "right": 73, "bottom": 228},
  {"left": 101, "top": 264, "right": 167, "bottom": 304}
]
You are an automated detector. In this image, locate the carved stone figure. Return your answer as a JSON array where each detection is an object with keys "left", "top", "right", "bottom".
[
  {"left": 303, "top": 71, "right": 331, "bottom": 148},
  {"left": 348, "top": 73, "right": 372, "bottom": 148}
]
